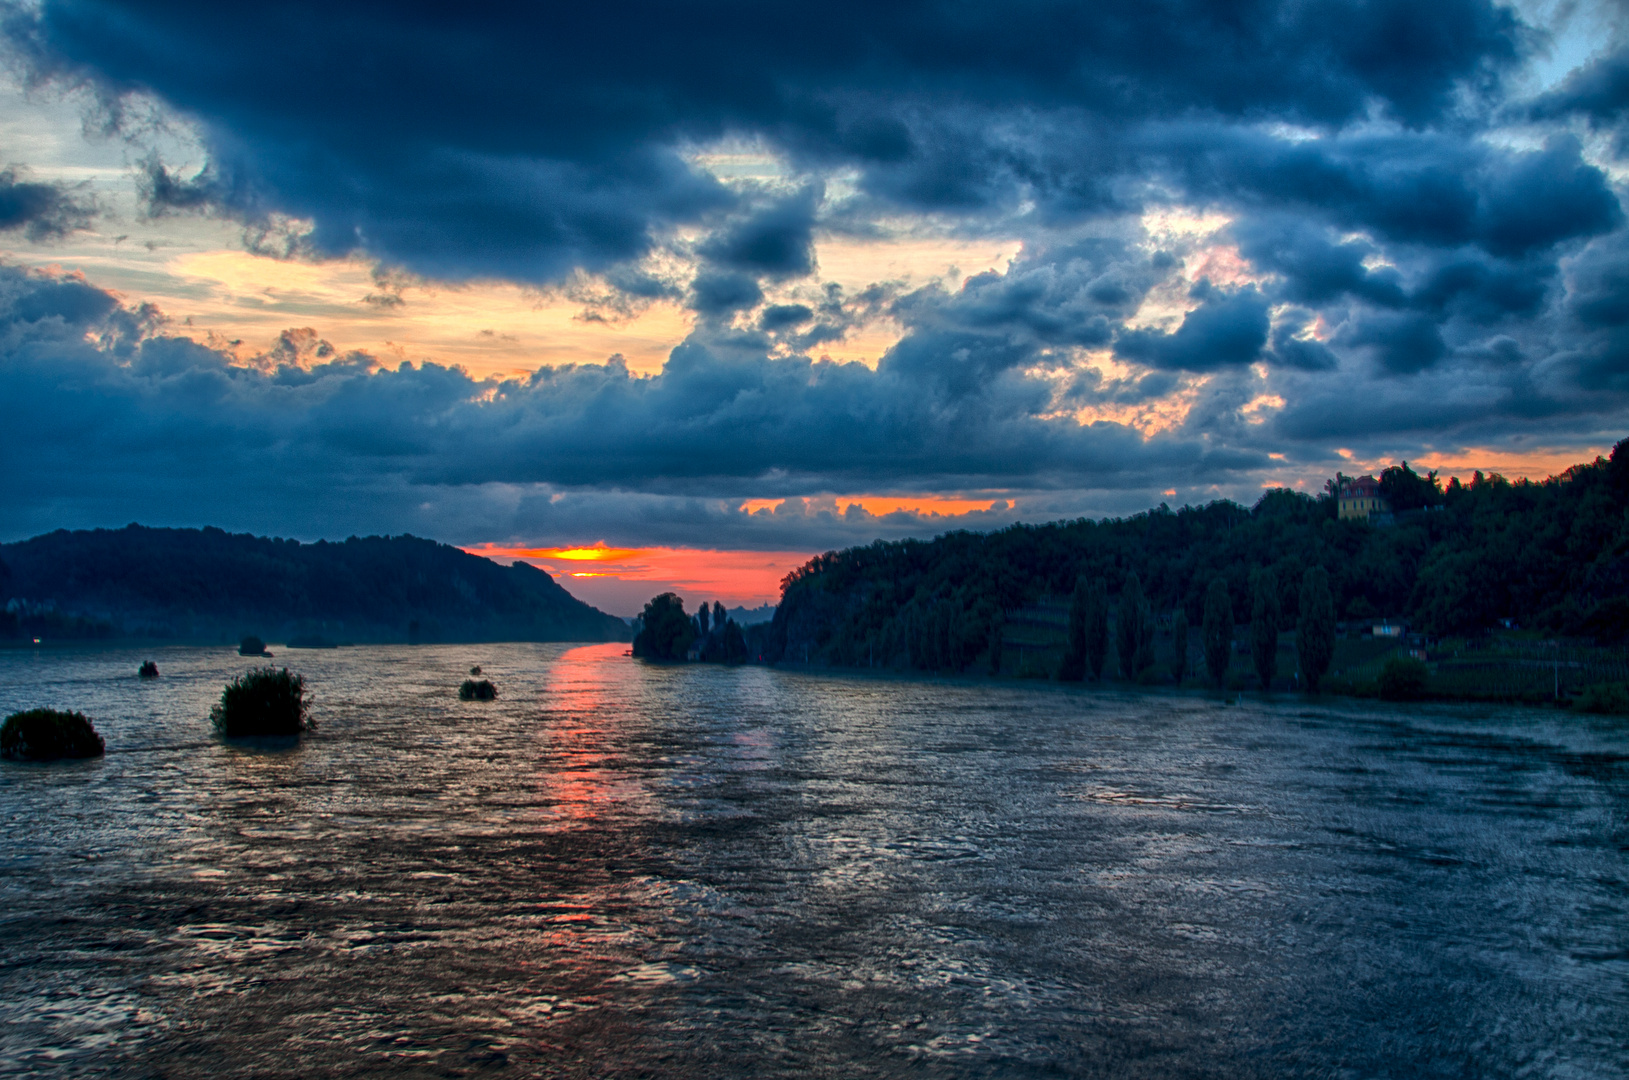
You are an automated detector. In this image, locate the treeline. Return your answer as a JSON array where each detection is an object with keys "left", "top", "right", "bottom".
[
  {"left": 0, "top": 524, "right": 629, "bottom": 644},
  {"left": 631, "top": 593, "right": 751, "bottom": 663},
  {"left": 762, "top": 441, "right": 1629, "bottom": 674}
]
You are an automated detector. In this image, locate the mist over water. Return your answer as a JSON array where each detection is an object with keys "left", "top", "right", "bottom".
[{"left": 1, "top": 643, "right": 1625, "bottom": 1078}]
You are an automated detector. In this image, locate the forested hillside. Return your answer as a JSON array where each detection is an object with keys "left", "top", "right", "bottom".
[
  {"left": 0, "top": 525, "right": 628, "bottom": 644},
  {"left": 765, "top": 443, "right": 1629, "bottom": 672}
]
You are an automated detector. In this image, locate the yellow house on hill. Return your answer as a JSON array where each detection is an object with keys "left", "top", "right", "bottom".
[{"left": 1339, "top": 475, "right": 1391, "bottom": 521}]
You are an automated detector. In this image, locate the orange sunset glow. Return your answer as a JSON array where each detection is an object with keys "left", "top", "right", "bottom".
[
  {"left": 465, "top": 543, "right": 815, "bottom": 614},
  {"left": 740, "top": 495, "right": 1010, "bottom": 517}
]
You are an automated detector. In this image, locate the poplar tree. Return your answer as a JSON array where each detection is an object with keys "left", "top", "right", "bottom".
[
  {"left": 1251, "top": 568, "right": 1280, "bottom": 689},
  {"left": 1085, "top": 578, "right": 1109, "bottom": 680},
  {"left": 1059, "top": 575, "right": 1088, "bottom": 681},
  {"left": 1203, "top": 577, "right": 1233, "bottom": 686},
  {"left": 1297, "top": 565, "right": 1336, "bottom": 692},
  {"left": 1171, "top": 607, "right": 1189, "bottom": 684},
  {"left": 1117, "top": 572, "right": 1147, "bottom": 679},
  {"left": 1136, "top": 596, "right": 1155, "bottom": 675}
]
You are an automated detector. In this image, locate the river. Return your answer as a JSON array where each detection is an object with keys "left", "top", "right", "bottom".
[{"left": 1, "top": 642, "right": 1625, "bottom": 1077}]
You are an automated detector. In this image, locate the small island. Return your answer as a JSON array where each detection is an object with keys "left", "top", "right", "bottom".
[
  {"left": 459, "top": 678, "right": 498, "bottom": 701},
  {"left": 1, "top": 708, "right": 106, "bottom": 760},
  {"left": 211, "top": 667, "right": 311, "bottom": 737}
]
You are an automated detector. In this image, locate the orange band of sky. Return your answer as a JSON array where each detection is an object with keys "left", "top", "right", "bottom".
[{"left": 464, "top": 542, "right": 816, "bottom": 615}]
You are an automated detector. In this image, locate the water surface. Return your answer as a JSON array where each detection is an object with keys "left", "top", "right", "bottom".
[{"left": 1, "top": 643, "right": 1625, "bottom": 1077}]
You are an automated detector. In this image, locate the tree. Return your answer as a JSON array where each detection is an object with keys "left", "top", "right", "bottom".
[
  {"left": 697, "top": 603, "right": 710, "bottom": 638},
  {"left": 1085, "top": 578, "right": 1109, "bottom": 680},
  {"left": 1171, "top": 608, "right": 1189, "bottom": 684},
  {"left": 1378, "top": 656, "right": 1428, "bottom": 700},
  {"left": 1136, "top": 596, "right": 1155, "bottom": 676},
  {"left": 1251, "top": 568, "right": 1280, "bottom": 689},
  {"left": 1297, "top": 565, "right": 1335, "bottom": 692},
  {"left": 1117, "top": 572, "right": 1149, "bottom": 679},
  {"left": 1379, "top": 460, "right": 1444, "bottom": 511},
  {"left": 633, "top": 592, "right": 695, "bottom": 660},
  {"left": 722, "top": 618, "right": 748, "bottom": 663},
  {"left": 1059, "top": 575, "right": 1088, "bottom": 681},
  {"left": 1203, "top": 577, "right": 1233, "bottom": 686}
]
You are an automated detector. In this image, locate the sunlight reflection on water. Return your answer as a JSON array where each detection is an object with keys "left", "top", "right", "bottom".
[{"left": 0, "top": 642, "right": 1626, "bottom": 1077}]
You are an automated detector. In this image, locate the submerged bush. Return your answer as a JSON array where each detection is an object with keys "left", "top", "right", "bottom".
[
  {"left": 138, "top": 660, "right": 159, "bottom": 678},
  {"left": 211, "top": 667, "right": 311, "bottom": 736},
  {"left": 459, "top": 678, "right": 497, "bottom": 701},
  {"left": 1378, "top": 656, "right": 1430, "bottom": 701},
  {"left": 1577, "top": 682, "right": 1629, "bottom": 715},
  {"left": 1, "top": 709, "right": 105, "bottom": 760},
  {"left": 469, "top": 665, "right": 482, "bottom": 676}
]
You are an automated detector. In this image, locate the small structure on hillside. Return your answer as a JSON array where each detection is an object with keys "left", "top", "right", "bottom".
[{"left": 1339, "top": 476, "right": 1391, "bottom": 521}]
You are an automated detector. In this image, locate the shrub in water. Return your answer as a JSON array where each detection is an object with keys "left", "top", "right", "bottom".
[
  {"left": 1, "top": 709, "right": 105, "bottom": 760},
  {"left": 1378, "top": 656, "right": 1430, "bottom": 701},
  {"left": 238, "top": 635, "right": 270, "bottom": 657},
  {"left": 1577, "top": 681, "right": 1629, "bottom": 715},
  {"left": 469, "top": 665, "right": 482, "bottom": 676},
  {"left": 138, "top": 660, "right": 159, "bottom": 678},
  {"left": 459, "top": 679, "right": 497, "bottom": 701},
  {"left": 211, "top": 667, "right": 311, "bottom": 736}
]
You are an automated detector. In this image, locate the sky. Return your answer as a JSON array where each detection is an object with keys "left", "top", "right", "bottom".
[{"left": 1, "top": 0, "right": 1627, "bottom": 614}]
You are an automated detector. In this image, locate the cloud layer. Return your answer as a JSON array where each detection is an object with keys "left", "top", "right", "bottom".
[{"left": 0, "top": 0, "right": 1625, "bottom": 560}]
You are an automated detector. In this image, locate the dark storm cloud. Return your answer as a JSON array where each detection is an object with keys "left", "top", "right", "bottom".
[
  {"left": 1568, "top": 229, "right": 1629, "bottom": 330},
  {"left": 1115, "top": 285, "right": 1271, "bottom": 372},
  {"left": 690, "top": 271, "right": 764, "bottom": 316},
  {"left": 1, "top": 0, "right": 1627, "bottom": 550},
  {"left": 759, "top": 303, "right": 813, "bottom": 331},
  {"left": 698, "top": 188, "right": 820, "bottom": 278},
  {"left": 1336, "top": 310, "right": 1449, "bottom": 374},
  {"left": 0, "top": 164, "right": 92, "bottom": 241},
  {"left": 1527, "top": 43, "right": 1629, "bottom": 129},
  {"left": 0, "top": 266, "right": 1234, "bottom": 531},
  {"left": 2, "top": 0, "right": 1528, "bottom": 279},
  {"left": 1159, "top": 127, "right": 1620, "bottom": 258}
]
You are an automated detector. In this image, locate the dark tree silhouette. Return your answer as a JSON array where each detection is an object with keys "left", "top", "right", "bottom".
[
  {"left": 210, "top": 668, "right": 310, "bottom": 736},
  {"left": 1297, "top": 566, "right": 1336, "bottom": 692},
  {"left": 1251, "top": 568, "right": 1280, "bottom": 689},
  {"left": 1171, "top": 608, "right": 1189, "bottom": 684},
  {"left": 1059, "top": 575, "right": 1088, "bottom": 681},
  {"left": 633, "top": 593, "right": 696, "bottom": 661},
  {"left": 1117, "top": 572, "right": 1153, "bottom": 679},
  {"left": 722, "top": 618, "right": 748, "bottom": 663},
  {"left": 1379, "top": 461, "right": 1445, "bottom": 511},
  {"left": 1203, "top": 577, "right": 1233, "bottom": 687},
  {"left": 1, "top": 708, "right": 104, "bottom": 759},
  {"left": 761, "top": 438, "right": 1629, "bottom": 668},
  {"left": 1085, "top": 578, "right": 1109, "bottom": 680}
]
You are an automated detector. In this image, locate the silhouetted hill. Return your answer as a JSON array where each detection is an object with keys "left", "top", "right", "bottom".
[
  {"left": 0, "top": 525, "right": 628, "bottom": 645},
  {"left": 765, "top": 444, "right": 1629, "bottom": 671}
]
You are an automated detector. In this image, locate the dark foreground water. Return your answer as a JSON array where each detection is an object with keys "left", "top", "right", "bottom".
[{"left": 1, "top": 643, "right": 1625, "bottom": 1078}]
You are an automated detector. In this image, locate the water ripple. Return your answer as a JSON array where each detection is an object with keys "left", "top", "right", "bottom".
[{"left": 0, "top": 642, "right": 1625, "bottom": 1077}]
